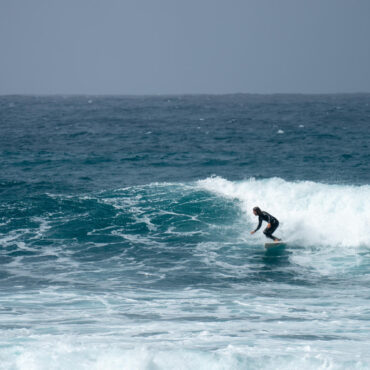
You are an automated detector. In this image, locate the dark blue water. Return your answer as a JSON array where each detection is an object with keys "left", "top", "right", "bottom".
[{"left": 0, "top": 95, "right": 369, "bottom": 369}]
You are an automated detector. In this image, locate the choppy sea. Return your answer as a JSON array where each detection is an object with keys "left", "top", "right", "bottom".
[{"left": 0, "top": 94, "right": 370, "bottom": 369}]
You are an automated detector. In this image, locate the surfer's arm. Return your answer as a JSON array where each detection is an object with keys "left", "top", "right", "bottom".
[{"left": 253, "top": 217, "right": 262, "bottom": 232}]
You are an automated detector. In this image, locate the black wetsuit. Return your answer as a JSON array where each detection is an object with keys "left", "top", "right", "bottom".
[{"left": 254, "top": 211, "right": 280, "bottom": 241}]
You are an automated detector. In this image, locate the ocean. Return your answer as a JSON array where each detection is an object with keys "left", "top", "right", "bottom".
[{"left": 0, "top": 94, "right": 369, "bottom": 369}]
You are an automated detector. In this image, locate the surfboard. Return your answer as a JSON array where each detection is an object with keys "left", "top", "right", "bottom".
[{"left": 264, "top": 241, "right": 286, "bottom": 249}]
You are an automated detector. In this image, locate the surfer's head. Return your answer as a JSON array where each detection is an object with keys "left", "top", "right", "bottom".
[{"left": 253, "top": 207, "right": 261, "bottom": 216}]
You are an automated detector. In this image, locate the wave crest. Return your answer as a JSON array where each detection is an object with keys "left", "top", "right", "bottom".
[{"left": 197, "top": 176, "right": 370, "bottom": 248}]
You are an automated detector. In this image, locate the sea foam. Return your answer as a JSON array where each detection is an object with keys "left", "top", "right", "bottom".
[{"left": 197, "top": 176, "right": 370, "bottom": 248}]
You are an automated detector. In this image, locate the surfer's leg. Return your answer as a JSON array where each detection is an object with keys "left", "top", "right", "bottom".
[
  {"left": 263, "top": 227, "right": 275, "bottom": 240},
  {"left": 264, "top": 222, "right": 281, "bottom": 241}
]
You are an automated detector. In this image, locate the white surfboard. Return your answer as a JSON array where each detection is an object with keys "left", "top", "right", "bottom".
[{"left": 264, "top": 241, "right": 286, "bottom": 249}]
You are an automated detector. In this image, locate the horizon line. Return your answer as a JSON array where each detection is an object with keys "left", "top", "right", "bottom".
[{"left": 1, "top": 91, "right": 370, "bottom": 97}]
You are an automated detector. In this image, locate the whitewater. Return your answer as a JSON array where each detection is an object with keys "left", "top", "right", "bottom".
[
  {"left": 199, "top": 176, "right": 370, "bottom": 247},
  {"left": 0, "top": 95, "right": 369, "bottom": 369}
]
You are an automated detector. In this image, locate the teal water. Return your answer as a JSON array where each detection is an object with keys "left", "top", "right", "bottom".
[{"left": 0, "top": 95, "right": 370, "bottom": 369}]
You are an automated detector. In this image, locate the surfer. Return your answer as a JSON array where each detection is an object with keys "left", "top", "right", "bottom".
[{"left": 250, "top": 207, "right": 281, "bottom": 242}]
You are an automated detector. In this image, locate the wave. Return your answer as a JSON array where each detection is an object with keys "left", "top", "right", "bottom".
[
  {"left": 1, "top": 176, "right": 369, "bottom": 285},
  {"left": 197, "top": 176, "right": 370, "bottom": 248},
  {"left": 2, "top": 177, "right": 369, "bottom": 251},
  {"left": 2, "top": 340, "right": 368, "bottom": 370}
]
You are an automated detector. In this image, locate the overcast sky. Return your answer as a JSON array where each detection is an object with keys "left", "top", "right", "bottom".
[{"left": 1, "top": 0, "right": 370, "bottom": 95}]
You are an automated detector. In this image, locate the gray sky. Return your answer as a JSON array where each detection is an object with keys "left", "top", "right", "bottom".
[{"left": 1, "top": 0, "right": 370, "bottom": 95}]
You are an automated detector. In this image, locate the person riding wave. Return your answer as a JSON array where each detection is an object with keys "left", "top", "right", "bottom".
[{"left": 250, "top": 206, "right": 281, "bottom": 242}]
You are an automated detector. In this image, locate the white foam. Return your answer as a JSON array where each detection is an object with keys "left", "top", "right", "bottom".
[
  {"left": 1, "top": 340, "right": 368, "bottom": 370},
  {"left": 197, "top": 176, "right": 370, "bottom": 249},
  {"left": 1, "top": 284, "right": 369, "bottom": 369}
]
